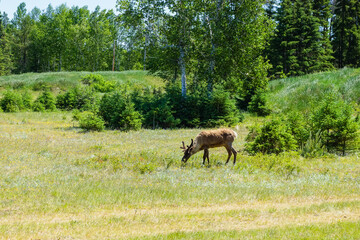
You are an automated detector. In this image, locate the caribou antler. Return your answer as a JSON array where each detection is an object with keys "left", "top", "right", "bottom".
[{"left": 180, "top": 141, "right": 186, "bottom": 151}]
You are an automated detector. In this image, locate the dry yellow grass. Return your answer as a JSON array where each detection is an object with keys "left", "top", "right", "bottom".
[{"left": 3, "top": 196, "right": 360, "bottom": 239}]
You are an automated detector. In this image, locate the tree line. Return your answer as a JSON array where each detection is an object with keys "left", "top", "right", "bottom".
[{"left": 0, "top": 0, "right": 360, "bottom": 104}]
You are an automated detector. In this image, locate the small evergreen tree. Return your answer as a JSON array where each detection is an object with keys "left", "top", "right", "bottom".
[
  {"left": 245, "top": 118, "right": 297, "bottom": 155},
  {"left": 310, "top": 95, "right": 358, "bottom": 154},
  {"left": 99, "top": 90, "right": 142, "bottom": 131},
  {"left": 33, "top": 90, "right": 56, "bottom": 111}
]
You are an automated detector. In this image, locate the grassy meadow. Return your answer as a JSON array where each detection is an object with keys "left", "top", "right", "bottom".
[
  {"left": 1, "top": 112, "right": 360, "bottom": 239},
  {"left": 0, "top": 70, "right": 360, "bottom": 239}
]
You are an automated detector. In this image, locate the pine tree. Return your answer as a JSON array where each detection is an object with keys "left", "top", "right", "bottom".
[
  {"left": 0, "top": 12, "right": 13, "bottom": 76},
  {"left": 312, "top": 0, "right": 334, "bottom": 71},
  {"left": 332, "top": 0, "right": 360, "bottom": 68},
  {"left": 268, "top": 0, "right": 334, "bottom": 78}
]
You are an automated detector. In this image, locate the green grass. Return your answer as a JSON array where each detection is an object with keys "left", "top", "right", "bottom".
[
  {"left": 0, "top": 70, "right": 165, "bottom": 91},
  {"left": 136, "top": 221, "right": 360, "bottom": 239},
  {"left": 268, "top": 67, "right": 360, "bottom": 112},
  {"left": 1, "top": 112, "right": 360, "bottom": 239}
]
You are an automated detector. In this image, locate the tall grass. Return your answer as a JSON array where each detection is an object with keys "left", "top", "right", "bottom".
[
  {"left": 0, "top": 71, "right": 165, "bottom": 91},
  {"left": 268, "top": 68, "right": 360, "bottom": 112}
]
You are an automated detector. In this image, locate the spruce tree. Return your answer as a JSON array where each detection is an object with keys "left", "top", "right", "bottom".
[
  {"left": 0, "top": 12, "right": 13, "bottom": 76},
  {"left": 332, "top": 0, "right": 360, "bottom": 68},
  {"left": 268, "top": 0, "right": 334, "bottom": 78}
]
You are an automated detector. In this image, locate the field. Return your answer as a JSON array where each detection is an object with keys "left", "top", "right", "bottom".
[
  {"left": 1, "top": 111, "right": 360, "bottom": 239},
  {"left": 1, "top": 69, "right": 360, "bottom": 239}
]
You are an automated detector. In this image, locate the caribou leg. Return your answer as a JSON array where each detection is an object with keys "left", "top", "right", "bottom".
[{"left": 225, "top": 146, "right": 232, "bottom": 164}]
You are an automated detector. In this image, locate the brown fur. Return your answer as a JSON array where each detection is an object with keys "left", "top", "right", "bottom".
[{"left": 181, "top": 129, "right": 238, "bottom": 165}]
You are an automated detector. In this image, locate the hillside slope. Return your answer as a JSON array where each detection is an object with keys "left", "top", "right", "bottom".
[
  {"left": 0, "top": 71, "right": 165, "bottom": 91},
  {"left": 267, "top": 68, "right": 360, "bottom": 112}
]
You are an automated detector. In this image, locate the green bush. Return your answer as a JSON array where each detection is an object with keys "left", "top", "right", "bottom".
[
  {"left": 310, "top": 95, "right": 358, "bottom": 155},
  {"left": 81, "top": 74, "right": 115, "bottom": 93},
  {"left": 245, "top": 118, "right": 297, "bottom": 155},
  {"left": 131, "top": 88, "right": 181, "bottom": 129},
  {"left": 300, "top": 131, "right": 326, "bottom": 158},
  {"left": 78, "top": 111, "right": 105, "bottom": 131},
  {"left": 22, "top": 91, "right": 32, "bottom": 110},
  {"left": 99, "top": 90, "right": 142, "bottom": 131},
  {"left": 56, "top": 86, "right": 98, "bottom": 111},
  {"left": 0, "top": 90, "right": 25, "bottom": 112},
  {"left": 32, "top": 101, "right": 45, "bottom": 112},
  {"left": 286, "top": 111, "right": 309, "bottom": 147},
  {"left": 163, "top": 84, "right": 243, "bottom": 128},
  {"left": 33, "top": 90, "right": 56, "bottom": 111},
  {"left": 248, "top": 90, "right": 271, "bottom": 116}
]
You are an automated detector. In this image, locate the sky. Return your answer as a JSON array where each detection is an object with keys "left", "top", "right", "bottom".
[{"left": 0, "top": 0, "right": 117, "bottom": 17}]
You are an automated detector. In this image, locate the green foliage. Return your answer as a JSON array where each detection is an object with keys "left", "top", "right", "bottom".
[
  {"left": 99, "top": 90, "right": 142, "bottom": 131},
  {"left": 166, "top": 84, "right": 243, "bottom": 128},
  {"left": 56, "top": 86, "right": 98, "bottom": 111},
  {"left": 21, "top": 91, "right": 32, "bottom": 109},
  {"left": 33, "top": 90, "right": 56, "bottom": 111},
  {"left": 235, "top": 152, "right": 301, "bottom": 178},
  {"left": 81, "top": 74, "right": 116, "bottom": 93},
  {"left": 268, "top": 0, "right": 334, "bottom": 78},
  {"left": 78, "top": 111, "right": 105, "bottom": 132},
  {"left": 286, "top": 112, "right": 309, "bottom": 147},
  {"left": 0, "top": 90, "right": 25, "bottom": 112},
  {"left": 248, "top": 90, "right": 271, "bottom": 116},
  {"left": 300, "top": 131, "right": 327, "bottom": 158},
  {"left": 245, "top": 118, "right": 297, "bottom": 155},
  {"left": 332, "top": 0, "right": 360, "bottom": 68},
  {"left": 131, "top": 84, "right": 242, "bottom": 129},
  {"left": 247, "top": 94, "right": 359, "bottom": 156},
  {"left": 132, "top": 88, "right": 181, "bottom": 129},
  {"left": 311, "top": 95, "right": 359, "bottom": 154}
]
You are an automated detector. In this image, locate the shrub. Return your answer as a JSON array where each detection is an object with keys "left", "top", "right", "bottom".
[
  {"left": 81, "top": 74, "right": 115, "bottom": 93},
  {"left": 0, "top": 90, "right": 24, "bottom": 112},
  {"left": 245, "top": 118, "right": 297, "bottom": 155},
  {"left": 310, "top": 95, "right": 358, "bottom": 154},
  {"left": 32, "top": 101, "right": 45, "bottom": 112},
  {"left": 164, "top": 84, "right": 243, "bottom": 128},
  {"left": 78, "top": 111, "right": 105, "bottom": 131},
  {"left": 248, "top": 90, "right": 271, "bottom": 116},
  {"left": 99, "top": 90, "right": 142, "bottom": 131},
  {"left": 132, "top": 88, "right": 180, "bottom": 129},
  {"left": 118, "top": 100, "right": 142, "bottom": 131},
  {"left": 286, "top": 111, "right": 309, "bottom": 147},
  {"left": 33, "top": 90, "right": 56, "bottom": 111},
  {"left": 300, "top": 131, "right": 326, "bottom": 158},
  {"left": 22, "top": 91, "right": 32, "bottom": 110},
  {"left": 56, "top": 86, "right": 97, "bottom": 111}
]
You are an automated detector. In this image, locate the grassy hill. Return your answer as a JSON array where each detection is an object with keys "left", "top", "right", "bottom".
[
  {"left": 267, "top": 68, "right": 360, "bottom": 113},
  {"left": 0, "top": 70, "right": 165, "bottom": 91}
]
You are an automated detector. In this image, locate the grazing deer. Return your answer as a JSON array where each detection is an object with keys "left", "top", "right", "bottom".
[{"left": 180, "top": 129, "right": 238, "bottom": 165}]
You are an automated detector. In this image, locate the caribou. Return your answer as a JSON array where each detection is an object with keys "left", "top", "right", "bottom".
[{"left": 180, "top": 129, "right": 238, "bottom": 165}]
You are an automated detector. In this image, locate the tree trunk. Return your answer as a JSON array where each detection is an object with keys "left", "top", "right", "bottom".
[
  {"left": 112, "top": 40, "right": 116, "bottom": 71},
  {"left": 179, "top": 44, "right": 187, "bottom": 97}
]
